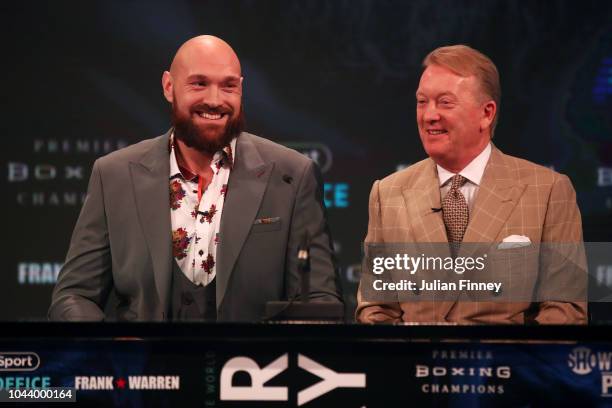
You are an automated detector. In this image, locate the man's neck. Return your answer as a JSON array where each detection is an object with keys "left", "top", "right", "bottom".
[
  {"left": 436, "top": 159, "right": 470, "bottom": 174},
  {"left": 175, "top": 138, "right": 214, "bottom": 177},
  {"left": 436, "top": 139, "right": 490, "bottom": 173}
]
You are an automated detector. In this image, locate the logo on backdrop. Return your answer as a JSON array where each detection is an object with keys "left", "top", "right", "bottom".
[
  {"left": 0, "top": 352, "right": 49, "bottom": 390},
  {"left": 281, "top": 141, "right": 350, "bottom": 209},
  {"left": 7, "top": 138, "right": 128, "bottom": 207},
  {"left": 568, "top": 347, "right": 599, "bottom": 375},
  {"left": 0, "top": 352, "right": 40, "bottom": 372},
  {"left": 567, "top": 346, "right": 612, "bottom": 397},
  {"left": 219, "top": 353, "right": 366, "bottom": 406},
  {"left": 74, "top": 375, "right": 180, "bottom": 390},
  {"left": 567, "top": 347, "right": 612, "bottom": 375},
  {"left": 415, "top": 349, "right": 510, "bottom": 395},
  {"left": 283, "top": 142, "right": 333, "bottom": 174}
]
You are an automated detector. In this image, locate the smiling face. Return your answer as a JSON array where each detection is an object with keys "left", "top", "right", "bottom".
[
  {"left": 162, "top": 36, "right": 244, "bottom": 153},
  {"left": 416, "top": 64, "right": 495, "bottom": 172}
]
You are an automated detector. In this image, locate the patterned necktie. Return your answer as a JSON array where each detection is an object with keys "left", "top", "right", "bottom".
[{"left": 442, "top": 174, "right": 469, "bottom": 244}]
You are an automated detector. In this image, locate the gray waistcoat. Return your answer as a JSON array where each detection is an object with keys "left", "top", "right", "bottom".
[{"left": 170, "top": 260, "right": 216, "bottom": 321}]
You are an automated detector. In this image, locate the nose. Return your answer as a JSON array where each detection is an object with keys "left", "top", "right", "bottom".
[
  {"left": 422, "top": 102, "right": 440, "bottom": 123},
  {"left": 202, "top": 85, "right": 221, "bottom": 108}
]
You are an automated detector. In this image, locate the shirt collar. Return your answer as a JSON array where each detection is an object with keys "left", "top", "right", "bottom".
[
  {"left": 169, "top": 132, "right": 236, "bottom": 180},
  {"left": 437, "top": 142, "right": 492, "bottom": 187}
]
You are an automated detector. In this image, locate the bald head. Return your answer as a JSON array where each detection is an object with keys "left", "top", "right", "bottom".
[
  {"left": 162, "top": 34, "right": 243, "bottom": 107},
  {"left": 169, "top": 35, "right": 241, "bottom": 78},
  {"left": 162, "top": 35, "right": 244, "bottom": 155}
]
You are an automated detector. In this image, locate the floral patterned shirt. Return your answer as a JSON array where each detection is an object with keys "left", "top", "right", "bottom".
[{"left": 169, "top": 135, "right": 236, "bottom": 286}]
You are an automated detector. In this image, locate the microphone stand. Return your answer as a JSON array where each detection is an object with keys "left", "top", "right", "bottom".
[{"left": 264, "top": 232, "right": 343, "bottom": 322}]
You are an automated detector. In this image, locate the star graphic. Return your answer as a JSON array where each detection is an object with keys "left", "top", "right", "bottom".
[{"left": 115, "top": 377, "right": 127, "bottom": 389}]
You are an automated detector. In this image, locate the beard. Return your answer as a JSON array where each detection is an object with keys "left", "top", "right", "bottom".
[{"left": 171, "top": 99, "right": 245, "bottom": 154}]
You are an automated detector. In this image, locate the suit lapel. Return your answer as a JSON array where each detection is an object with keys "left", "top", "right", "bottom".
[
  {"left": 462, "top": 146, "right": 526, "bottom": 244},
  {"left": 402, "top": 159, "right": 448, "bottom": 243},
  {"left": 129, "top": 131, "right": 172, "bottom": 317},
  {"left": 216, "top": 133, "right": 273, "bottom": 308},
  {"left": 401, "top": 160, "right": 453, "bottom": 321}
]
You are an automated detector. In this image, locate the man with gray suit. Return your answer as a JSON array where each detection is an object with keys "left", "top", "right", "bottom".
[{"left": 50, "top": 35, "right": 342, "bottom": 321}]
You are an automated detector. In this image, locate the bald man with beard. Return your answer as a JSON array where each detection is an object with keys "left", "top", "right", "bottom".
[{"left": 50, "top": 36, "right": 343, "bottom": 322}]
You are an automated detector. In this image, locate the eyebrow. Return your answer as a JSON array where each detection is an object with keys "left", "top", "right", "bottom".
[
  {"left": 415, "top": 91, "right": 457, "bottom": 99},
  {"left": 186, "top": 74, "right": 241, "bottom": 82}
]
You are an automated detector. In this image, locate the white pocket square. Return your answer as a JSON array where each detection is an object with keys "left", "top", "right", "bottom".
[{"left": 497, "top": 235, "right": 531, "bottom": 249}]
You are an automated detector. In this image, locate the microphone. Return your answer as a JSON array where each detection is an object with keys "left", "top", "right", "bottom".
[
  {"left": 431, "top": 207, "right": 442, "bottom": 213},
  {"left": 263, "top": 229, "right": 343, "bottom": 321},
  {"left": 297, "top": 232, "right": 310, "bottom": 303},
  {"left": 282, "top": 174, "right": 293, "bottom": 184}
]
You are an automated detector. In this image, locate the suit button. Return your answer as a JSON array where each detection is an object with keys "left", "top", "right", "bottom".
[{"left": 182, "top": 293, "right": 194, "bottom": 305}]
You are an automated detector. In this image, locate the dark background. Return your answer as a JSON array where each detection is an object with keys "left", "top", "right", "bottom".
[{"left": 2, "top": 0, "right": 611, "bottom": 321}]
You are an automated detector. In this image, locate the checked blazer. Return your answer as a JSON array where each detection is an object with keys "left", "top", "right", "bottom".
[{"left": 357, "top": 145, "right": 587, "bottom": 324}]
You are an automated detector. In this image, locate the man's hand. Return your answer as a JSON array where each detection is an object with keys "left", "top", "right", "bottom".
[{"left": 358, "top": 305, "right": 402, "bottom": 324}]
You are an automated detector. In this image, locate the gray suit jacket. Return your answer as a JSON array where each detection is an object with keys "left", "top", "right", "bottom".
[{"left": 49, "top": 130, "right": 342, "bottom": 321}]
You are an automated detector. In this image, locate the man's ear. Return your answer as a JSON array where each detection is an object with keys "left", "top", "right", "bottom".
[
  {"left": 162, "top": 71, "right": 173, "bottom": 103},
  {"left": 238, "top": 76, "right": 244, "bottom": 95},
  {"left": 480, "top": 100, "right": 496, "bottom": 132}
]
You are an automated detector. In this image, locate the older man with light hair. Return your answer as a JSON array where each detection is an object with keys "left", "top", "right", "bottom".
[{"left": 358, "top": 45, "right": 586, "bottom": 325}]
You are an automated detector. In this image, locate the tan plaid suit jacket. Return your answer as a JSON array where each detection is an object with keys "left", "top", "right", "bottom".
[{"left": 357, "top": 145, "right": 587, "bottom": 324}]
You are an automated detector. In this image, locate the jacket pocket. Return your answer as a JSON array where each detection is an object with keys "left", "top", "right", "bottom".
[{"left": 251, "top": 217, "right": 282, "bottom": 233}]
